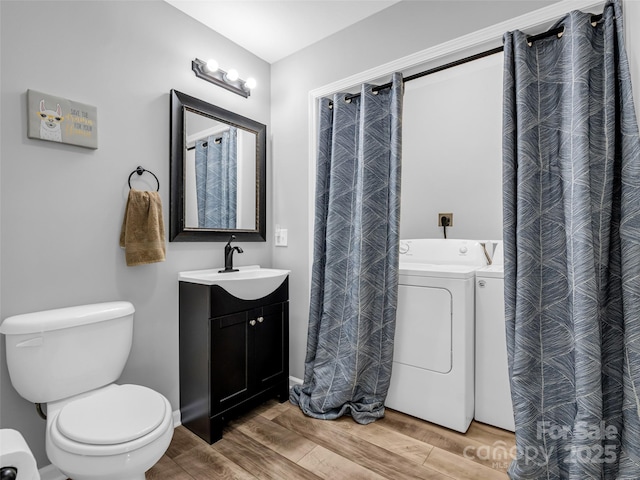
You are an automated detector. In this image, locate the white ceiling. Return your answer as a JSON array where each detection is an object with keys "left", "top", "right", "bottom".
[{"left": 165, "top": 0, "right": 401, "bottom": 64}]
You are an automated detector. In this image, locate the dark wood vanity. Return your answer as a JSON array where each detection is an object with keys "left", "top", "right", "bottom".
[{"left": 178, "top": 277, "right": 289, "bottom": 444}]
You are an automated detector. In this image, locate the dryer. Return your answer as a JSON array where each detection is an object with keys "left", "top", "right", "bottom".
[{"left": 386, "top": 239, "right": 486, "bottom": 433}]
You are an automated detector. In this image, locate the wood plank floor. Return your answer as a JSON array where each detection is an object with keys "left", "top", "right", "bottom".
[{"left": 146, "top": 400, "right": 515, "bottom": 480}]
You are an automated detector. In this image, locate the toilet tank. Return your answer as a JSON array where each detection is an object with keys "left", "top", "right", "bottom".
[{"left": 0, "top": 301, "right": 135, "bottom": 404}]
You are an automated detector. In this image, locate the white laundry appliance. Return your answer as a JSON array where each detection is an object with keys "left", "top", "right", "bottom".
[
  {"left": 386, "top": 238, "right": 486, "bottom": 433},
  {"left": 475, "top": 242, "right": 515, "bottom": 431}
]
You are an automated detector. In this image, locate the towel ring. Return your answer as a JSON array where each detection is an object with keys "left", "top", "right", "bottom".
[{"left": 128, "top": 166, "right": 159, "bottom": 191}]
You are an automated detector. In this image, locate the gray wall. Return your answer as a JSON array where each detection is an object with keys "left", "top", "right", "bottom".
[
  {"left": 270, "top": 0, "right": 560, "bottom": 383},
  {"left": 0, "top": 0, "right": 271, "bottom": 467},
  {"left": 401, "top": 52, "right": 504, "bottom": 240}
]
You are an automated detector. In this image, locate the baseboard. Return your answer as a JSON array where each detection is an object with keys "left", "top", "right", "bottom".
[
  {"left": 289, "top": 376, "right": 303, "bottom": 389},
  {"left": 38, "top": 411, "right": 182, "bottom": 479},
  {"left": 172, "top": 408, "right": 181, "bottom": 427}
]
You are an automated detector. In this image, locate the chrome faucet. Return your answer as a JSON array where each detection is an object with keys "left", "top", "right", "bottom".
[{"left": 219, "top": 235, "right": 243, "bottom": 273}]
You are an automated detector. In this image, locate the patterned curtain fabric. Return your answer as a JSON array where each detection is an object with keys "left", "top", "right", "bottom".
[
  {"left": 290, "top": 73, "right": 403, "bottom": 424},
  {"left": 194, "top": 126, "right": 237, "bottom": 228},
  {"left": 503, "top": 1, "right": 640, "bottom": 478}
]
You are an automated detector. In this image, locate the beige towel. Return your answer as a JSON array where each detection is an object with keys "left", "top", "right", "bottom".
[{"left": 119, "top": 189, "right": 166, "bottom": 266}]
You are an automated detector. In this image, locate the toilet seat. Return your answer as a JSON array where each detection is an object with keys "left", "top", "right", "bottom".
[
  {"left": 49, "top": 384, "right": 172, "bottom": 456},
  {"left": 58, "top": 384, "right": 165, "bottom": 445}
]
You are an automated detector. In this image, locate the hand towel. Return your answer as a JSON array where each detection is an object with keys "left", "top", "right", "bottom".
[{"left": 119, "top": 189, "right": 166, "bottom": 266}]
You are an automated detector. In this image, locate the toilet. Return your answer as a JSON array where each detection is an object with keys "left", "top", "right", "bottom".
[{"left": 0, "top": 301, "right": 174, "bottom": 480}]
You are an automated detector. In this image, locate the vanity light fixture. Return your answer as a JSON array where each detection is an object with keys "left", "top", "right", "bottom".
[{"left": 192, "top": 58, "right": 256, "bottom": 98}]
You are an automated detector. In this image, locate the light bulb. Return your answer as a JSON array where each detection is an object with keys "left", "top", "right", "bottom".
[
  {"left": 245, "top": 77, "right": 257, "bottom": 90},
  {"left": 226, "top": 69, "right": 239, "bottom": 82},
  {"left": 205, "top": 58, "right": 219, "bottom": 73}
]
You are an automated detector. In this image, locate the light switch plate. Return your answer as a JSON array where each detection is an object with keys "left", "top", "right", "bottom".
[{"left": 275, "top": 228, "right": 288, "bottom": 247}]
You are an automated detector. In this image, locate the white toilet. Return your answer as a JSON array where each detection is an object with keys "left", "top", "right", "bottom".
[{"left": 0, "top": 301, "right": 174, "bottom": 480}]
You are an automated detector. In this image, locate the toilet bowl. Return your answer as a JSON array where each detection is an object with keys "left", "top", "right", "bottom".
[
  {"left": 0, "top": 302, "right": 174, "bottom": 480},
  {"left": 46, "top": 384, "right": 173, "bottom": 480}
]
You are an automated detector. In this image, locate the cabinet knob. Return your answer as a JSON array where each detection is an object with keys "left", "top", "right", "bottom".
[
  {"left": 249, "top": 319, "right": 257, "bottom": 326},
  {"left": 257, "top": 316, "right": 264, "bottom": 323}
]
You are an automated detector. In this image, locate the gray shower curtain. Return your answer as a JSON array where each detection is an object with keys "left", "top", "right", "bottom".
[
  {"left": 290, "top": 73, "right": 403, "bottom": 424},
  {"left": 194, "top": 127, "right": 237, "bottom": 228},
  {"left": 503, "top": 1, "right": 640, "bottom": 478}
]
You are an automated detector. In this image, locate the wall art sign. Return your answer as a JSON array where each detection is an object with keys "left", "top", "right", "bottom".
[{"left": 27, "top": 89, "right": 98, "bottom": 149}]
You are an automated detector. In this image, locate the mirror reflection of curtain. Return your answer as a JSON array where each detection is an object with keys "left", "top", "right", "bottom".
[{"left": 195, "top": 127, "right": 237, "bottom": 228}]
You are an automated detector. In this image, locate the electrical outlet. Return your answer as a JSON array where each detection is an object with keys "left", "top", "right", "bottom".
[{"left": 438, "top": 213, "right": 453, "bottom": 227}]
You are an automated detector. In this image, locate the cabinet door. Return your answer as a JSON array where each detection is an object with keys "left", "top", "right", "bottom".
[
  {"left": 210, "top": 311, "right": 249, "bottom": 412},
  {"left": 253, "top": 303, "right": 286, "bottom": 389}
]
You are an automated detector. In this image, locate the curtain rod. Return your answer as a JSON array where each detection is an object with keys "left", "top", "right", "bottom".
[{"left": 338, "top": 13, "right": 603, "bottom": 104}]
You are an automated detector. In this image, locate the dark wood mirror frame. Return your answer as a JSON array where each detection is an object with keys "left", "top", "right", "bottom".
[{"left": 170, "top": 89, "right": 266, "bottom": 242}]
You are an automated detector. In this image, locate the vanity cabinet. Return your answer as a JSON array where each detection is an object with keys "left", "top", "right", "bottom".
[{"left": 179, "top": 277, "right": 289, "bottom": 444}]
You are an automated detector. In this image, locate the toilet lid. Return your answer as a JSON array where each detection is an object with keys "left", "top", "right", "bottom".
[{"left": 57, "top": 385, "right": 166, "bottom": 445}]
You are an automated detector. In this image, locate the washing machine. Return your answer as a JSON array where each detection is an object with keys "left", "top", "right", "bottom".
[
  {"left": 475, "top": 242, "right": 515, "bottom": 431},
  {"left": 385, "top": 239, "right": 486, "bottom": 433}
]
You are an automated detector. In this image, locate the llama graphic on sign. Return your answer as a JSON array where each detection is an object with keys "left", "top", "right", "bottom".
[
  {"left": 37, "top": 99, "right": 64, "bottom": 142},
  {"left": 27, "top": 90, "right": 98, "bottom": 149}
]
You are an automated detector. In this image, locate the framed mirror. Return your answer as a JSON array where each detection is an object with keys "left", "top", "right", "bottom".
[{"left": 170, "top": 90, "right": 266, "bottom": 241}]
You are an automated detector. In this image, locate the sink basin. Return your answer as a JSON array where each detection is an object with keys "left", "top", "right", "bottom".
[{"left": 178, "top": 265, "right": 290, "bottom": 300}]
